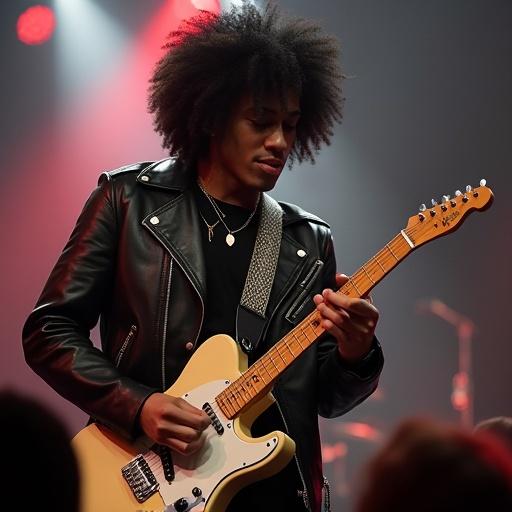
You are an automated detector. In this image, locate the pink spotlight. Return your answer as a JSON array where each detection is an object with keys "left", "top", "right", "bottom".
[{"left": 17, "top": 5, "right": 56, "bottom": 46}]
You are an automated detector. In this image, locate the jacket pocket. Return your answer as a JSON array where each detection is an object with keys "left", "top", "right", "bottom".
[
  {"left": 285, "top": 259, "right": 324, "bottom": 323},
  {"left": 115, "top": 324, "right": 138, "bottom": 367}
]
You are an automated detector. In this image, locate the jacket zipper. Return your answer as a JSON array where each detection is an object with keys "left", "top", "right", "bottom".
[
  {"left": 166, "top": 256, "right": 205, "bottom": 350},
  {"left": 144, "top": 222, "right": 205, "bottom": 354},
  {"left": 161, "top": 258, "right": 173, "bottom": 390},
  {"left": 115, "top": 324, "right": 138, "bottom": 367},
  {"left": 261, "top": 255, "right": 309, "bottom": 342},
  {"left": 274, "top": 395, "right": 311, "bottom": 511},
  {"left": 323, "top": 476, "right": 331, "bottom": 512},
  {"left": 285, "top": 259, "right": 324, "bottom": 322}
]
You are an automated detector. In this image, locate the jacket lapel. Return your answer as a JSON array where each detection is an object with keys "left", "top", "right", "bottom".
[{"left": 139, "top": 160, "right": 207, "bottom": 303}]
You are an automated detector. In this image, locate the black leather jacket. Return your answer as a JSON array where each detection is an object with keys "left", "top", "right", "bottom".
[{"left": 23, "top": 158, "right": 383, "bottom": 511}]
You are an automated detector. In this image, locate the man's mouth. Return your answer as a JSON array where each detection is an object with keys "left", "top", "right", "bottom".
[{"left": 255, "top": 157, "right": 284, "bottom": 174}]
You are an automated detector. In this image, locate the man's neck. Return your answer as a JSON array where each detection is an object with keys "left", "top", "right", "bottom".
[{"left": 197, "top": 160, "right": 259, "bottom": 209}]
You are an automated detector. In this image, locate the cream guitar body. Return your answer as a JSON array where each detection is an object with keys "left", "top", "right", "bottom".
[{"left": 72, "top": 334, "right": 295, "bottom": 512}]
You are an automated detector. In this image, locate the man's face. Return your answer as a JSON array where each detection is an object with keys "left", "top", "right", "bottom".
[{"left": 210, "top": 91, "right": 301, "bottom": 192}]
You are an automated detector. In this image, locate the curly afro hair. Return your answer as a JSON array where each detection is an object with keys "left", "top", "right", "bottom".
[{"left": 148, "top": 2, "right": 343, "bottom": 165}]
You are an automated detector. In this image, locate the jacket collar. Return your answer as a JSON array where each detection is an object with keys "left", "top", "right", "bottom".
[{"left": 136, "top": 157, "right": 192, "bottom": 191}]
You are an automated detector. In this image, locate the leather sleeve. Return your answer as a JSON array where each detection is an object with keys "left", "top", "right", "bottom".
[
  {"left": 22, "top": 176, "right": 157, "bottom": 439},
  {"left": 315, "top": 233, "right": 384, "bottom": 418}
]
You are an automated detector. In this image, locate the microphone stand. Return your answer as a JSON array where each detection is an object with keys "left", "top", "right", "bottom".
[{"left": 418, "top": 299, "right": 475, "bottom": 428}]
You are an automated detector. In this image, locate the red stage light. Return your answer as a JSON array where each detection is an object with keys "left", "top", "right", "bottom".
[{"left": 17, "top": 5, "right": 56, "bottom": 46}]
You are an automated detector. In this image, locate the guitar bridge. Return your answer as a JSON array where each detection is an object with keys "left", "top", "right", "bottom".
[{"left": 121, "top": 454, "right": 159, "bottom": 503}]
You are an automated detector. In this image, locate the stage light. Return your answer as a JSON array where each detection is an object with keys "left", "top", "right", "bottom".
[
  {"left": 219, "top": 0, "right": 257, "bottom": 9},
  {"left": 17, "top": 5, "right": 56, "bottom": 46},
  {"left": 53, "top": 0, "right": 127, "bottom": 103},
  {"left": 191, "top": 0, "right": 221, "bottom": 11}
]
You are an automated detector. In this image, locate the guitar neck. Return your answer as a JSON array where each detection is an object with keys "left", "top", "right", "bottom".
[{"left": 216, "top": 229, "right": 415, "bottom": 419}]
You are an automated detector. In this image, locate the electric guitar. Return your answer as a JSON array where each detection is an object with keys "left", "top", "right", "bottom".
[{"left": 72, "top": 182, "right": 494, "bottom": 512}]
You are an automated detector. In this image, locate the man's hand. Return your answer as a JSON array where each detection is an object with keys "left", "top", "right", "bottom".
[
  {"left": 139, "top": 393, "right": 211, "bottom": 455},
  {"left": 313, "top": 272, "right": 379, "bottom": 363}
]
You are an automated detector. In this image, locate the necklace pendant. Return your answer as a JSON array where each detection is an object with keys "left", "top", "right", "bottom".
[
  {"left": 207, "top": 226, "right": 214, "bottom": 242},
  {"left": 226, "top": 233, "right": 235, "bottom": 246}
]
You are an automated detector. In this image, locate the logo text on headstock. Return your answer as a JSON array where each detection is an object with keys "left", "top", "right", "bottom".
[{"left": 442, "top": 210, "right": 460, "bottom": 227}]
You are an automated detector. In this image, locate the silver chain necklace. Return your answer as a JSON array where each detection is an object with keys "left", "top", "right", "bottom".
[
  {"left": 198, "top": 213, "right": 220, "bottom": 243},
  {"left": 197, "top": 180, "right": 261, "bottom": 246}
]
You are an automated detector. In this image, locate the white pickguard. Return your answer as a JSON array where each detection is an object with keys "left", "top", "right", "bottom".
[{"left": 140, "top": 380, "right": 278, "bottom": 510}]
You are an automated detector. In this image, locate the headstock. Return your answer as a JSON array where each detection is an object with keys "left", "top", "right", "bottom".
[{"left": 405, "top": 179, "right": 494, "bottom": 247}]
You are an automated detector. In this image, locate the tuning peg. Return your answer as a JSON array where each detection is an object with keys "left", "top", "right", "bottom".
[
  {"left": 455, "top": 190, "right": 462, "bottom": 196},
  {"left": 480, "top": 179, "right": 487, "bottom": 187},
  {"left": 419, "top": 203, "right": 427, "bottom": 212},
  {"left": 431, "top": 199, "right": 438, "bottom": 206},
  {"left": 466, "top": 185, "right": 472, "bottom": 192},
  {"left": 442, "top": 195, "right": 450, "bottom": 203}
]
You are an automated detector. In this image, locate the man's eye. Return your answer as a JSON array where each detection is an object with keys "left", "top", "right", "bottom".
[{"left": 250, "top": 119, "right": 270, "bottom": 128}]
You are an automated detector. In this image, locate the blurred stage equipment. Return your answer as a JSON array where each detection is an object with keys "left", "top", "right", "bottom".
[
  {"left": 330, "top": 421, "right": 383, "bottom": 443},
  {"left": 417, "top": 298, "right": 475, "bottom": 428},
  {"left": 321, "top": 441, "right": 348, "bottom": 496},
  {"left": 321, "top": 421, "right": 383, "bottom": 496}
]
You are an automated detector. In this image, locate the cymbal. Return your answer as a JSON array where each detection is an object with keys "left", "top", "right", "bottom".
[
  {"left": 326, "top": 421, "right": 383, "bottom": 443},
  {"left": 321, "top": 441, "right": 347, "bottom": 463}
]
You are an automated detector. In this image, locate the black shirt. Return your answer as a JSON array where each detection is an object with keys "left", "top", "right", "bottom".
[{"left": 193, "top": 184, "right": 306, "bottom": 511}]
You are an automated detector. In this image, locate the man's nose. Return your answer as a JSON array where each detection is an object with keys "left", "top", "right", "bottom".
[{"left": 265, "top": 125, "right": 287, "bottom": 151}]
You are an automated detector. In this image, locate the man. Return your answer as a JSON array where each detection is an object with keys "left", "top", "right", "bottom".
[{"left": 23, "top": 4, "right": 383, "bottom": 511}]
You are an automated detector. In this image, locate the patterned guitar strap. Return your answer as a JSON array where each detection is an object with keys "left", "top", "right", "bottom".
[{"left": 235, "top": 192, "right": 283, "bottom": 355}]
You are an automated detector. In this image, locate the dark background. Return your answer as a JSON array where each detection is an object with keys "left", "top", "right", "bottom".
[{"left": 1, "top": 1, "right": 511, "bottom": 509}]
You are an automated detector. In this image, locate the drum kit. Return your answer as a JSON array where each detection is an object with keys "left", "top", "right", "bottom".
[{"left": 320, "top": 388, "right": 385, "bottom": 498}]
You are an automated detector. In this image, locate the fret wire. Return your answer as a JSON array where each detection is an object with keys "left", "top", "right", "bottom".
[
  {"left": 257, "top": 357, "right": 275, "bottom": 381},
  {"left": 374, "top": 256, "right": 386, "bottom": 273},
  {"left": 228, "top": 383, "right": 245, "bottom": 409},
  {"left": 284, "top": 340, "right": 296, "bottom": 357},
  {"left": 248, "top": 368, "right": 266, "bottom": 388},
  {"left": 349, "top": 279, "right": 362, "bottom": 296},
  {"left": 261, "top": 354, "right": 278, "bottom": 378},
  {"left": 253, "top": 365, "right": 268, "bottom": 385},
  {"left": 240, "top": 379, "right": 255, "bottom": 399},
  {"left": 302, "top": 325, "right": 317, "bottom": 343},
  {"left": 275, "top": 345, "right": 288, "bottom": 365},
  {"left": 267, "top": 352, "right": 280, "bottom": 373},
  {"left": 385, "top": 242, "right": 399, "bottom": 260},
  {"left": 217, "top": 394, "right": 236, "bottom": 417},
  {"left": 242, "top": 375, "right": 257, "bottom": 397},
  {"left": 292, "top": 331, "right": 307, "bottom": 350},
  {"left": 361, "top": 264, "right": 376, "bottom": 284}
]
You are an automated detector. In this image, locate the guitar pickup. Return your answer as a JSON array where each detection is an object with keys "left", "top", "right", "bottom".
[
  {"left": 203, "top": 402, "right": 224, "bottom": 435},
  {"left": 121, "top": 454, "right": 159, "bottom": 503}
]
